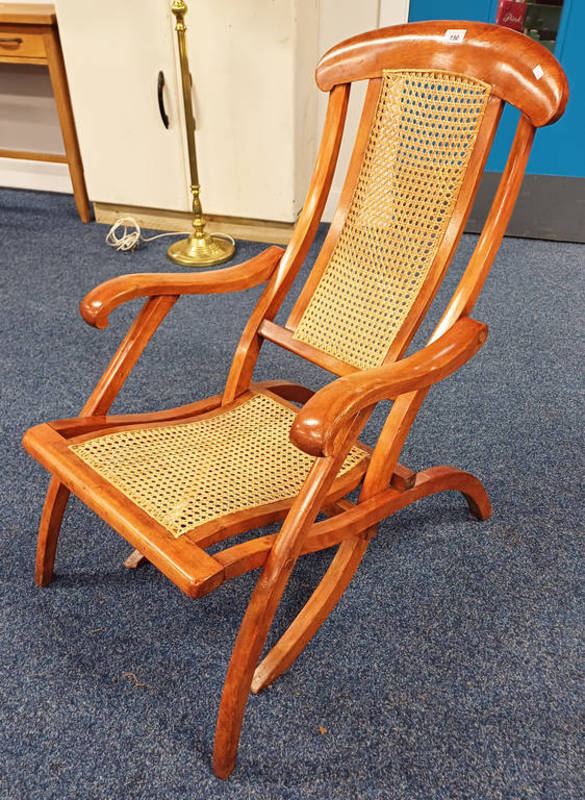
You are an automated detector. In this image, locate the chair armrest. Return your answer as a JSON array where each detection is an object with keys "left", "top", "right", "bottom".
[
  {"left": 290, "top": 317, "right": 488, "bottom": 457},
  {"left": 80, "top": 246, "right": 284, "bottom": 329}
]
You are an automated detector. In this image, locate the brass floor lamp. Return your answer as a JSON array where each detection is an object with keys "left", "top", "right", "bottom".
[{"left": 168, "top": 0, "right": 235, "bottom": 267}]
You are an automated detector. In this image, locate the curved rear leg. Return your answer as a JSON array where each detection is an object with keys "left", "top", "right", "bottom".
[
  {"left": 35, "top": 477, "right": 70, "bottom": 586},
  {"left": 251, "top": 535, "right": 369, "bottom": 694},
  {"left": 212, "top": 456, "right": 488, "bottom": 777},
  {"left": 123, "top": 548, "right": 149, "bottom": 569},
  {"left": 250, "top": 466, "right": 490, "bottom": 693},
  {"left": 463, "top": 484, "right": 492, "bottom": 520},
  {"left": 422, "top": 465, "right": 492, "bottom": 520},
  {"left": 250, "top": 466, "right": 490, "bottom": 694}
]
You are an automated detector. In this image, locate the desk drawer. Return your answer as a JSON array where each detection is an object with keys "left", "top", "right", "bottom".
[{"left": 0, "top": 31, "right": 46, "bottom": 60}]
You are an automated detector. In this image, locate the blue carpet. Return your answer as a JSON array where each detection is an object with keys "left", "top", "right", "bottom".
[{"left": 0, "top": 188, "right": 584, "bottom": 800}]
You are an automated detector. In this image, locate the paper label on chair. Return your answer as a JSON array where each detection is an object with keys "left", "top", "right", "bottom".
[
  {"left": 533, "top": 65, "right": 544, "bottom": 80},
  {"left": 444, "top": 29, "right": 467, "bottom": 43}
]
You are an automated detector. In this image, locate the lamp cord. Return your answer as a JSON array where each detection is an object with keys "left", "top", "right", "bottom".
[
  {"left": 105, "top": 216, "right": 236, "bottom": 254},
  {"left": 105, "top": 216, "right": 190, "bottom": 252}
]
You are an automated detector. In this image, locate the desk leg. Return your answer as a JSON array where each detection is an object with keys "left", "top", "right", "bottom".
[{"left": 44, "top": 28, "right": 91, "bottom": 223}]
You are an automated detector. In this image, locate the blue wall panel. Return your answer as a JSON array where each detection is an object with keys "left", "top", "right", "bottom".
[
  {"left": 408, "top": 0, "right": 498, "bottom": 24},
  {"left": 408, "top": 0, "right": 585, "bottom": 178}
]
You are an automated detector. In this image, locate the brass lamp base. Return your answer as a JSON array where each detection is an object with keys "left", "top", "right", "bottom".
[{"left": 167, "top": 231, "right": 235, "bottom": 268}]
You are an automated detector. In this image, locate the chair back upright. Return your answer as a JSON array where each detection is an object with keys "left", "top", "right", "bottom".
[{"left": 224, "top": 21, "right": 568, "bottom": 401}]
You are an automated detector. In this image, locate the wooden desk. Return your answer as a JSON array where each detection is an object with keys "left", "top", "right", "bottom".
[{"left": 0, "top": 3, "right": 90, "bottom": 221}]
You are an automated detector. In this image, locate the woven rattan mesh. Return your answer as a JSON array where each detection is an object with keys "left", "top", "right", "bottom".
[
  {"left": 293, "top": 69, "right": 490, "bottom": 370},
  {"left": 70, "top": 394, "right": 367, "bottom": 538}
]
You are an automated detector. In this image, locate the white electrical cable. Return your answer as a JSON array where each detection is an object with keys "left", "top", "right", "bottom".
[
  {"left": 105, "top": 216, "right": 190, "bottom": 252},
  {"left": 106, "top": 217, "right": 235, "bottom": 252},
  {"left": 105, "top": 216, "right": 236, "bottom": 254}
]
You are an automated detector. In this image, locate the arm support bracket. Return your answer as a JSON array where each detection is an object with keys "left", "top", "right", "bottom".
[
  {"left": 81, "top": 246, "right": 284, "bottom": 329},
  {"left": 290, "top": 317, "right": 488, "bottom": 457}
]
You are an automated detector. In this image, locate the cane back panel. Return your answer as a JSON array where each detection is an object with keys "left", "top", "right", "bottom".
[{"left": 293, "top": 69, "right": 491, "bottom": 370}]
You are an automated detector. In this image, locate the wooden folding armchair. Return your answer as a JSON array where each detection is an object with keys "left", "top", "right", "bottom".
[{"left": 23, "top": 21, "right": 567, "bottom": 778}]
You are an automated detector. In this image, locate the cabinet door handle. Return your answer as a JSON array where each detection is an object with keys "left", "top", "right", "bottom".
[
  {"left": 0, "top": 37, "right": 23, "bottom": 44},
  {"left": 157, "top": 70, "right": 170, "bottom": 129}
]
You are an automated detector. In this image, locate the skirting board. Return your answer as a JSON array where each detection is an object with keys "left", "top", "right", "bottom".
[
  {"left": 94, "top": 202, "right": 296, "bottom": 246},
  {"left": 467, "top": 173, "right": 585, "bottom": 243},
  {"left": 0, "top": 157, "right": 72, "bottom": 194}
]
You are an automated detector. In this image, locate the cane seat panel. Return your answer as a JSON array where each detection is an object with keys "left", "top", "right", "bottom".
[
  {"left": 69, "top": 393, "right": 368, "bottom": 538},
  {"left": 293, "top": 69, "right": 490, "bottom": 370}
]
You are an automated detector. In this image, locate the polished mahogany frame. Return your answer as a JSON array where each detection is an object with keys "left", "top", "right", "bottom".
[{"left": 23, "top": 21, "right": 568, "bottom": 779}]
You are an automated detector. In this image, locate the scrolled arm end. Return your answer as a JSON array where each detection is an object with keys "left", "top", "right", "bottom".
[
  {"left": 80, "top": 245, "right": 285, "bottom": 329},
  {"left": 81, "top": 294, "right": 112, "bottom": 329},
  {"left": 289, "top": 411, "right": 334, "bottom": 459}
]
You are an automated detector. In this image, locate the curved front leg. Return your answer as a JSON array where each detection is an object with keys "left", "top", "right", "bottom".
[
  {"left": 212, "top": 458, "right": 336, "bottom": 778},
  {"left": 212, "top": 412, "right": 368, "bottom": 779}
]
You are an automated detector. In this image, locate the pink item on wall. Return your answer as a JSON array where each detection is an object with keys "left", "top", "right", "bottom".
[{"left": 496, "top": 0, "right": 527, "bottom": 32}]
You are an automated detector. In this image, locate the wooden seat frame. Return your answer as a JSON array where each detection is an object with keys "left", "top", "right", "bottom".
[{"left": 22, "top": 22, "right": 568, "bottom": 779}]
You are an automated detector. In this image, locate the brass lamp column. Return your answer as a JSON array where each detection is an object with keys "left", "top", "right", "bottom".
[{"left": 168, "top": 0, "right": 235, "bottom": 267}]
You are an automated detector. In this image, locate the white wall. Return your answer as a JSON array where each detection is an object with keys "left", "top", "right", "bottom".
[
  {"left": 318, "top": 0, "right": 381, "bottom": 221},
  {"left": 293, "top": 0, "right": 321, "bottom": 217},
  {"left": 379, "top": 0, "right": 410, "bottom": 27},
  {"left": 317, "top": 0, "right": 411, "bottom": 221},
  {"left": 0, "top": 0, "right": 72, "bottom": 192}
]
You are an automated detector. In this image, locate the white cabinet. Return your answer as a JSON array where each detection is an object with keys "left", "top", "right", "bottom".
[
  {"left": 55, "top": 0, "right": 319, "bottom": 222},
  {"left": 56, "top": 0, "right": 190, "bottom": 211},
  {"left": 183, "top": 0, "right": 319, "bottom": 222}
]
